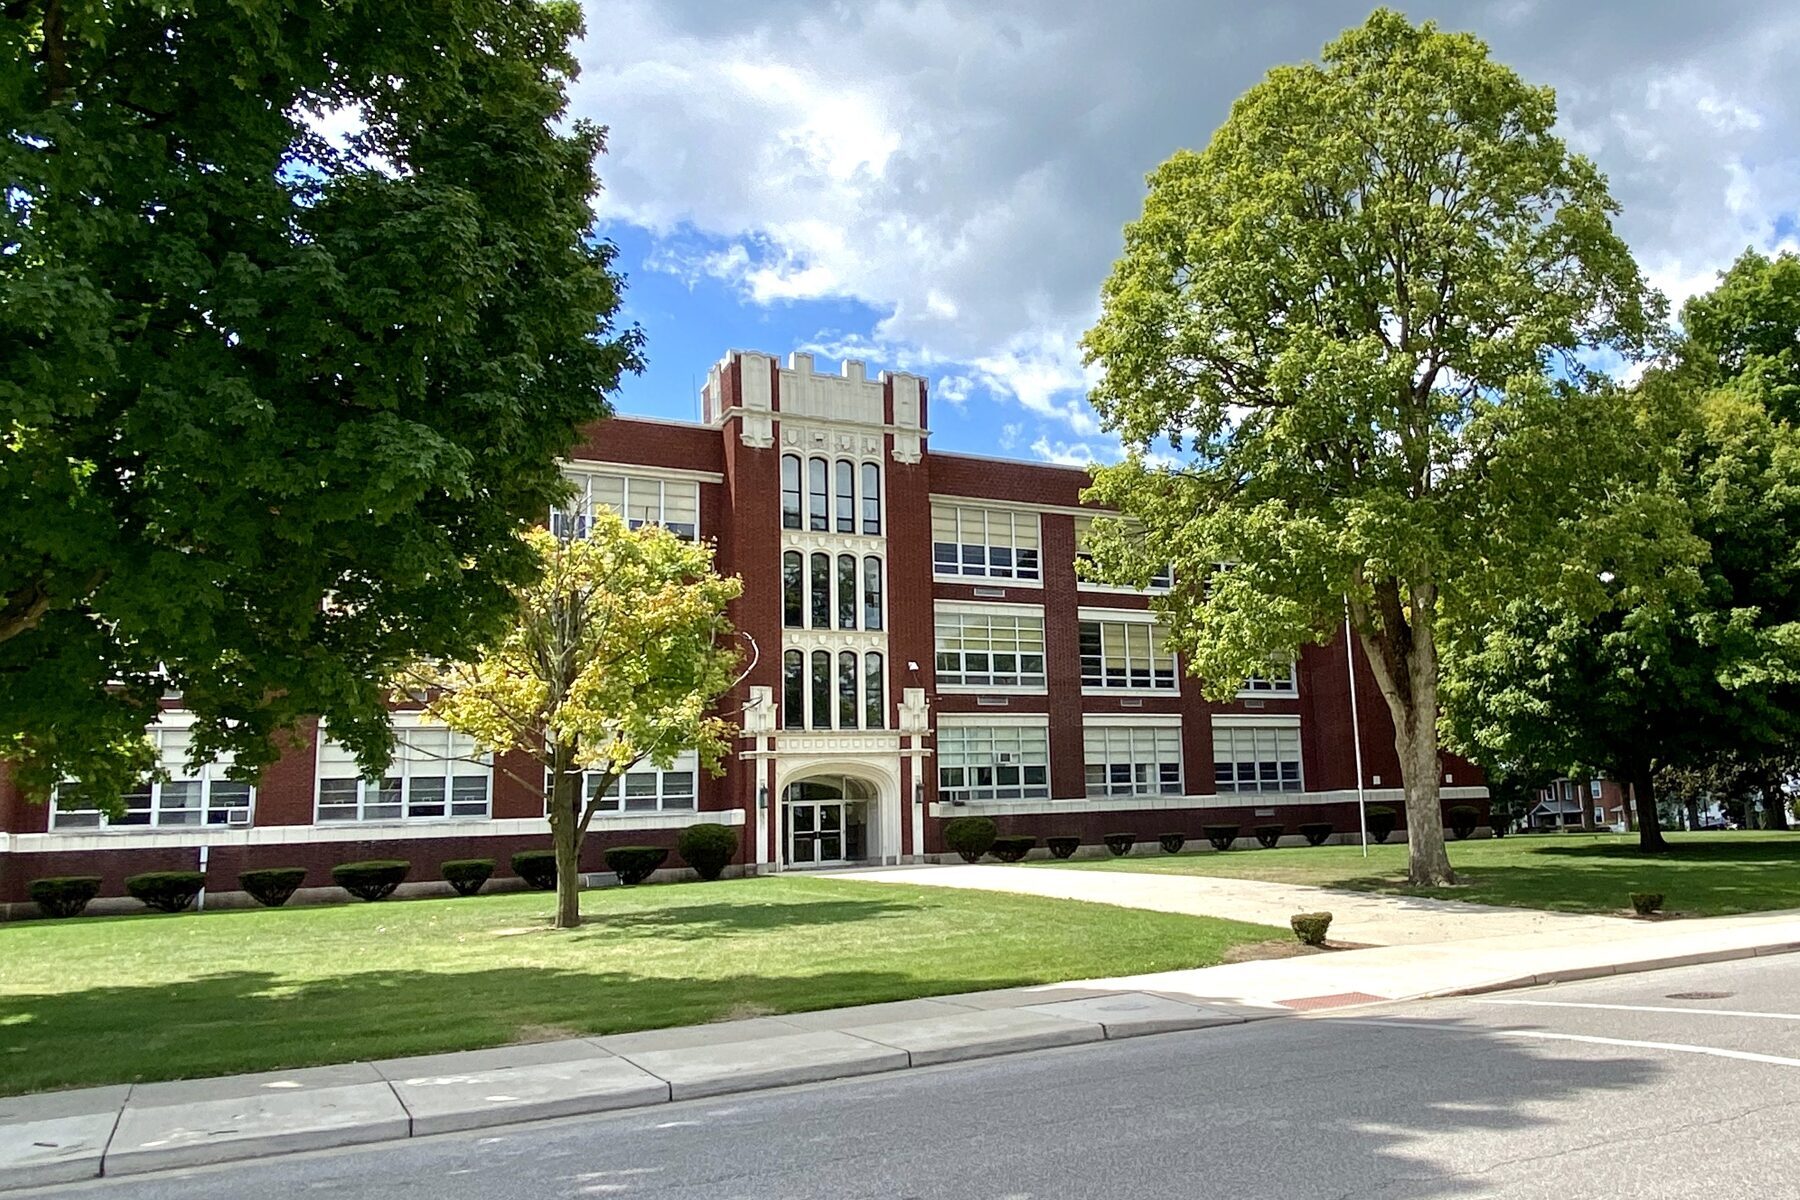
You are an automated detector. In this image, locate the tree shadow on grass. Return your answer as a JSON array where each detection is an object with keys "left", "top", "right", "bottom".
[{"left": 555, "top": 896, "right": 932, "bottom": 943}]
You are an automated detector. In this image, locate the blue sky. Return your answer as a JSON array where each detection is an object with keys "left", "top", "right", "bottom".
[{"left": 576, "top": 1, "right": 1800, "bottom": 465}]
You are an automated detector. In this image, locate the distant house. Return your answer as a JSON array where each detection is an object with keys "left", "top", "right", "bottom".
[{"left": 1529, "top": 778, "right": 1631, "bottom": 830}]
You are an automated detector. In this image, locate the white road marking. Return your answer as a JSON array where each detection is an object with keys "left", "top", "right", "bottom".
[
  {"left": 1476, "top": 998, "right": 1800, "bottom": 1022},
  {"left": 1494, "top": 1029, "right": 1800, "bottom": 1068}
]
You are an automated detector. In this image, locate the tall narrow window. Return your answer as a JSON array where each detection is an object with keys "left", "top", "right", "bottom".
[
  {"left": 861, "top": 463, "right": 881, "bottom": 534},
  {"left": 864, "top": 652, "right": 885, "bottom": 729},
  {"left": 783, "top": 651, "right": 804, "bottom": 730},
  {"left": 837, "top": 554, "right": 857, "bottom": 629},
  {"left": 808, "top": 458, "right": 829, "bottom": 531},
  {"left": 782, "top": 551, "right": 803, "bottom": 628},
  {"left": 810, "top": 650, "right": 832, "bottom": 729},
  {"left": 838, "top": 651, "right": 859, "bottom": 729},
  {"left": 862, "top": 556, "right": 883, "bottom": 630},
  {"left": 835, "top": 460, "right": 855, "bottom": 532},
  {"left": 810, "top": 552, "right": 830, "bottom": 628},
  {"left": 781, "top": 455, "right": 802, "bottom": 530}
]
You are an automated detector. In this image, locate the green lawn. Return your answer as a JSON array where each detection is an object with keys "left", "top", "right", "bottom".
[
  {"left": 1033, "top": 831, "right": 1800, "bottom": 917},
  {"left": 0, "top": 876, "right": 1275, "bottom": 1096}
]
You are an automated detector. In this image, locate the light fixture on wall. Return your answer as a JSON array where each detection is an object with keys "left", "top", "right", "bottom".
[
  {"left": 757, "top": 784, "right": 768, "bottom": 811},
  {"left": 913, "top": 781, "right": 923, "bottom": 806}
]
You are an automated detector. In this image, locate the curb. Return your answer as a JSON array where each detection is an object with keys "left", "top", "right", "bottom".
[{"left": 1429, "top": 939, "right": 1800, "bottom": 1001}]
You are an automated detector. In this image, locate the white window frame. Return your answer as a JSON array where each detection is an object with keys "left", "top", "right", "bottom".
[
  {"left": 1077, "top": 611, "right": 1178, "bottom": 694},
  {"left": 1073, "top": 515, "right": 1171, "bottom": 593},
  {"left": 934, "top": 603, "right": 1048, "bottom": 692},
  {"left": 780, "top": 648, "right": 889, "bottom": 731},
  {"left": 937, "top": 717, "right": 1051, "bottom": 803},
  {"left": 571, "top": 751, "right": 701, "bottom": 815},
  {"left": 50, "top": 719, "right": 255, "bottom": 831},
  {"left": 1082, "top": 717, "right": 1183, "bottom": 799},
  {"left": 1211, "top": 716, "right": 1304, "bottom": 795},
  {"left": 315, "top": 719, "right": 493, "bottom": 824},
  {"left": 1237, "top": 658, "right": 1298, "bottom": 697},
  {"left": 551, "top": 467, "right": 701, "bottom": 540},
  {"left": 931, "top": 503, "right": 1042, "bottom": 584}
]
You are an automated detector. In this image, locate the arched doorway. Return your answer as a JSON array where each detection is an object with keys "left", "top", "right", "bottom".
[{"left": 782, "top": 775, "right": 876, "bottom": 867}]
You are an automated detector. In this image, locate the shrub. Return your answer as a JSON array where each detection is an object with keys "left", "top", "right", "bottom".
[
  {"left": 511, "top": 849, "right": 558, "bottom": 890},
  {"left": 1299, "top": 823, "right": 1334, "bottom": 847},
  {"left": 1491, "top": 819, "right": 1509, "bottom": 839},
  {"left": 1290, "top": 911, "right": 1333, "bottom": 947},
  {"left": 943, "top": 816, "right": 998, "bottom": 863},
  {"left": 1253, "top": 824, "right": 1284, "bottom": 850},
  {"left": 678, "top": 823, "right": 740, "bottom": 881},
  {"left": 331, "top": 859, "right": 411, "bottom": 902},
  {"left": 605, "top": 846, "right": 669, "bottom": 885},
  {"left": 28, "top": 876, "right": 102, "bottom": 919},
  {"left": 1630, "top": 891, "right": 1664, "bottom": 916},
  {"left": 989, "top": 835, "right": 1036, "bottom": 863},
  {"left": 1103, "top": 832, "right": 1136, "bottom": 857},
  {"left": 239, "top": 867, "right": 307, "bottom": 908},
  {"left": 1448, "top": 805, "right": 1480, "bottom": 840},
  {"left": 124, "top": 870, "right": 206, "bottom": 914},
  {"left": 1158, "top": 832, "right": 1186, "bottom": 854},
  {"left": 441, "top": 858, "right": 495, "bottom": 897},
  {"left": 1365, "top": 806, "right": 1398, "bottom": 844},
  {"left": 1203, "top": 824, "right": 1239, "bottom": 852},
  {"left": 1046, "top": 835, "right": 1080, "bottom": 859}
]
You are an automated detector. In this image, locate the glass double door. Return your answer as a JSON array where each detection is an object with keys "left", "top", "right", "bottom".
[{"left": 788, "top": 801, "right": 846, "bottom": 866}]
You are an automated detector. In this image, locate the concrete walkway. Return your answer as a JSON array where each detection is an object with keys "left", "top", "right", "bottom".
[
  {"left": 837, "top": 862, "right": 1628, "bottom": 944},
  {"left": 7, "top": 908, "right": 1800, "bottom": 1190}
]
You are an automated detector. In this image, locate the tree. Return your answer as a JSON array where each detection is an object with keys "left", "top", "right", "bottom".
[
  {"left": 416, "top": 518, "right": 742, "bottom": 929},
  {"left": 1, "top": 1, "right": 643, "bottom": 803},
  {"left": 1080, "top": 9, "right": 1663, "bottom": 884}
]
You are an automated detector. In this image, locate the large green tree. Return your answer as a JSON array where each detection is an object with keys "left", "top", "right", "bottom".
[
  {"left": 1, "top": 1, "right": 643, "bottom": 800},
  {"left": 1081, "top": 10, "right": 1670, "bottom": 884}
]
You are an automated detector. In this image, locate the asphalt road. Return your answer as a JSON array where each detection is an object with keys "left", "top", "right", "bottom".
[{"left": 27, "top": 956, "right": 1800, "bottom": 1199}]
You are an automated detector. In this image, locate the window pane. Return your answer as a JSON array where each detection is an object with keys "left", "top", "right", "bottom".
[
  {"left": 450, "top": 775, "right": 489, "bottom": 816},
  {"left": 811, "top": 650, "right": 832, "bottom": 729},
  {"left": 808, "top": 458, "right": 829, "bottom": 530},
  {"left": 863, "top": 556, "right": 883, "bottom": 630},
  {"left": 837, "top": 554, "right": 857, "bottom": 629},
  {"left": 836, "top": 460, "right": 855, "bottom": 532},
  {"left": 838, "top": 650, "right": 859, "bottom": 729},
  {"left": 408, "top": 775, "right": 446, "bottom": 818},
  {"left": 810, "top": 553, "right": 830, "bottom": 628},
  {"left": 662, "top": 771, "right": 696, "bottom": 811},
  {"left": 783, "top": 551, "right": 804, "bottom": 628},
  {"left": 862, "top": 463, "right": 881, "bottom": 534},
  {"left": 783, "top": 650, "right": 804, "bottom": 730},
  {"left": 781, "top": 455, "right": 802, "bottom": 529},
  {"left": 318, "top": 778, "right": 361, "bottom": 821},
  {"left": 864, "top": 652, "right": 885, "bottom": 729}
]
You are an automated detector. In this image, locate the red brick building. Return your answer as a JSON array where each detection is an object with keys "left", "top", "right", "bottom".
[{"left": 0, "top": 350, "right": 1487, "bottom": 911}]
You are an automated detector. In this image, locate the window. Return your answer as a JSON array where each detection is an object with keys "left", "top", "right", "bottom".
[
  {"left": 783, "top": 551, "right": 804, "bottom": 628},
  {"left": 781, "top": 455, "right": 802, "bottom": 530},
  {"left": 931, "top": 505, "right": 1040, "bottom": 580},
  {"left": 1238, "top": 659, "right": 1297, "bottom": 696},
  {"left": 861, "top": 463, "right": 882, "bottom": 534},
  {"left": 51, "top": 724, "right": 254, "bottom": 829},
  {"left": 938, "top": 723, "right": 1050, "bottom": 803},
  {"left": 864, "top": 652, "right": 886, "bottom": 729},
  {"left": 1085, "top": 724, "right": 1183, "bottom": 798},
  {"left": 1079, "top": 619, "right": 1177, "bottom": 690},
  {"left": 783, "top": 650, "right": 804, "bottom": 730},
  {"left": 581, "top": 753, "right": 699, "bottom": 814},
  {"left": 808, "top": 458, "right": 829, "bottom": 531},
  {"left": 1590, "top": 780, "right": 1602, "bottom": 799},
  {"left": 836, "top": 460, "right": 855, "bottom": 532},
  {"left": 935, "top": 609, "right": 1047, "bottom": 688},
  {"left": 554, "top": 471, "right": 699, "bottom": 540},
  {"left": 837, "top": 554, "right": 858, "bottom": 629},
  {"left": 1212, "top": 722, "right": 1302, "bottom": 794},
  {"left": 810, "top": 552, "right": 830, "bottom": 628},
  {"left": 810, "top": 649, "right": 831, "bottom": 729},
  {"left": 862, "top": 556, "right": 883, "bottom": 630},
  {"left": 317, "top": 723, "right": 491, "bottom": 822},
  {"left": 1074, "top": 516, "right": 1171, "bottom": 590}
]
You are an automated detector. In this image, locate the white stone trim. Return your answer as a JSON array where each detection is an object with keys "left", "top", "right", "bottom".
[
  {"left": 1076, "top": 605, "right": 1163, "bottom": 624},
  {"left": 1082, "top": 713, "right": 1183, "bottom": 728},
  {"left": 558, "top": 459, "right": 724, "bottom": 485},
  {"left": 936, "top": 712, "right": 1051, "bottom": 729},
  {"left": 928, "top": 785, "right": 1490, "bottom": 818},
  {"left": 934, "top": 598, "right": 1046, "bottom": 619},
  {"left": 1211, "top": 713, "right": 1302, "bottom": 728}
]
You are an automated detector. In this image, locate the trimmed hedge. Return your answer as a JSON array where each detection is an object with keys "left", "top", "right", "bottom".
[
  {"left": 988, "top": 834, "right": 1036, "bottom": 863},
  {"left": 1290, "top": 911, "right": 1333, "bottom": 947},
  {"left": 511, "top": 849, "right": 558, "bottom": 890},
  {"left": 1253, "top": 824, "right": 1284, "bottom": 850},
  {"left": 239, "top": 867, "right": 306, "bottom": 908},
  {"left": 943, "top": 816, "right": 998, "bottom": 863},
  {"left": 1365, "top": 806, "right": 1398, "bottom": 844},
  {"left": 1448, "top": 805, "right": 1480, "bottom": 840},
  {"left": 605, "top": 846, "right": 668, "bottom": 885},
  {"left": 678, "top": 823, "right": 740, "bottom": 881},
  {"left": 1630, "top": 891, "right": 1664, "bottom": 916},
  {"left": 28, "top": 876, "right": 102, "bottom": 919},
  {"left": 331, "top": 859, "right": 411, "bottom": 902},
  {"left": 1046, "top": 835, "right": 1080, "bottom": 859},
  {"left": 1103, "top": 832, "right": 1136, "bottom": 857},
  {"left": 125, "top": 870, "right": 206, "bottom": 914},
  {"left": 441, "top": 858, "right": 495, "bottom": 897},
  {"left": 1158, "top": 832, "right": 1186, "bottom": 854},
  {"left": 1298, "top": 822, "right": 1334, "bottom": 847},
  {"left": 1203, "top": 824, "right": 1239, "bottom": 852}
]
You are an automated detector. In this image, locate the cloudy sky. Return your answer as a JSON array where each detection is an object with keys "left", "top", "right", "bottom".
[{"left": 569, "top": 1, "right": 1800, "bottom": 463}]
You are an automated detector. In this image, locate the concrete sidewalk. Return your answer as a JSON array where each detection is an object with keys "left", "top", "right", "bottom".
[{"left": 7, "top": 909, "right": 1799, "bottom": 1190}]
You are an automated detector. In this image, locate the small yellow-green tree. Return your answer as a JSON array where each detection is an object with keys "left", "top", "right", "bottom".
[{"left": 417, "top": 516, "right": 742, "bottom": 928}]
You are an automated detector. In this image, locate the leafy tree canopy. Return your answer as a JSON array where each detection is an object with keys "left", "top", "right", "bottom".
[{"left": 1, "top": 1, "right": 643, "bottom": 801}]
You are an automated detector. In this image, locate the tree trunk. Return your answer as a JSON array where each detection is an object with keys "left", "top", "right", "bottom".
[
  {"left": 548, "top": 743, "right": 584, "bottom": 929},
  {"left": 1578, "top": 775, "right": 1597, "bottom": 831},
  {"left": 1627, "top": 760, "right": 1667, "bottom": 853},
  {"left": 1760, "top": 768, "right": 1789, "bottom": 830},
  {"left": 1685, "top": 796, "right": 1700, "bottom": 833}
]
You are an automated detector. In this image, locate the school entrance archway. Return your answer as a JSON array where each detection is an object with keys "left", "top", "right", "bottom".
[{"left": 781, "top": 775, "right": 877, "bottom": 867}]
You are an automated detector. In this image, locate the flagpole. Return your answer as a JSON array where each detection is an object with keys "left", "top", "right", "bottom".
[{"left": 1345, "top": 599, "right": 1369, "bottom": 859}]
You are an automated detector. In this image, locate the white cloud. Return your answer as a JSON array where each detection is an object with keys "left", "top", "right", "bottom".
[
  {"left": 1029, "top": 437, "right": 1112, "bottom": 467},
  {"left": 999, "top": 422, "right": 1022, "bottom": 450}
]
